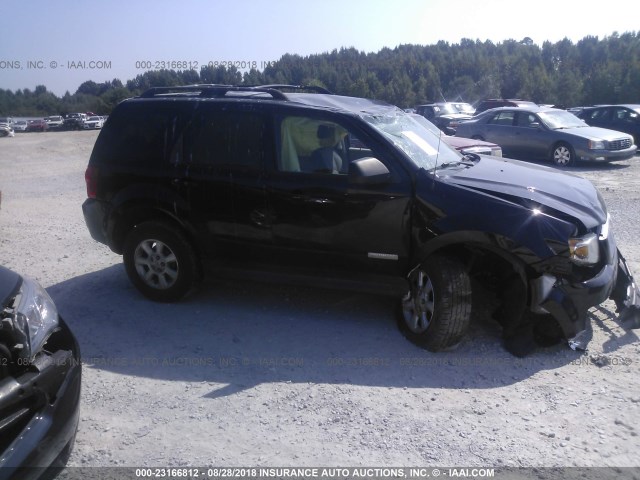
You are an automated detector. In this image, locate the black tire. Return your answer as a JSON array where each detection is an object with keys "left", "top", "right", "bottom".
[
  {"left": 123, "top": 221, "right": 198, "bottom": 302},
  {"left": 397, "top": 254, "right": 472, "bottom": 351},
  {"left": 551, "top": 142, "right": 574, "bottom": 167},
  {"left": 471, "top": 135, "right": 485, "bottom": 141},
  {"left": 532, "top": 313, "right": 564, "bottom": 347}
]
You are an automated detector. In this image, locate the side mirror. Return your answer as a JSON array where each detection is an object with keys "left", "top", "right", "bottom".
[
  {"left": 530, "top": 122, "right": 541, "bottom": 129},
  {"left": 348, "top": 157, "right": 391, "bottom": 185}
]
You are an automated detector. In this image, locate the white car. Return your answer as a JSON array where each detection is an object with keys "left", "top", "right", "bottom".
[
  {"left": 44, "top": 115, "right": 64, "bottom": 129},
  {"left": 12, "top": 120, "right": 27, "bottom": 132},
  {"left": 0, "top": 123, "right": 15, "bottom": 137},
  {"left": 83, "top": 116, "right": 104, "bottom": 129}
]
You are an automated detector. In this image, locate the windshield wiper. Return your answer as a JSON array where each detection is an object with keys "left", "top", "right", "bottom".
[{"left": 438, "top": 159, "right": 473, "bottom": 169}]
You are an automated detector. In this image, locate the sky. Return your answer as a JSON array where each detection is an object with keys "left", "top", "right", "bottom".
[{"left": 1, "top": 0, "right": 637, "bottom": 97}]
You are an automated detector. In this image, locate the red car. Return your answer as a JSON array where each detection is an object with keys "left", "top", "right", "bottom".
[
  {"left": 411, "top": 114, "right": 502, "bottom": 157},
  {"left": 26, "top": 119, "right": 49, "bottom": 132}
]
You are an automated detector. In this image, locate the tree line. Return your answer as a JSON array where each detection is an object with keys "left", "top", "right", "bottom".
[{"left": 1, "top": 31, "right": 638, "bottom": 116}]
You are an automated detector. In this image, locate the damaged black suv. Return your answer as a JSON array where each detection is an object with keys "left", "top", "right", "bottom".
[{"left": 82, "top": 85, "right": 640, "bottom": 355}]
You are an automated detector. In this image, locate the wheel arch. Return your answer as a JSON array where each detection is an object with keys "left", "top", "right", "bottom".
[
  {"left": 109, "top": 203, "right": 198, "bottom": 258},
  {"left": 411, "top": 231, "right": 535, "bottom": 289},
  {"left": 412, "top": 232, "right": 545, "bottom": 341}
]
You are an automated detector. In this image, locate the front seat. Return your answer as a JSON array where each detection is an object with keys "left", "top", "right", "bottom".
[{"left": 309, "top": 146, "right": 342, "bottom": 173}]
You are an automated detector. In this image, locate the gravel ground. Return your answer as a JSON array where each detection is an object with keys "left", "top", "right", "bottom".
[{"left": 1, "top": 132, "right": 639, "bottom": 473}]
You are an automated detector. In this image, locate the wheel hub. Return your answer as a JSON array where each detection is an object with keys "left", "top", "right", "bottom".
[
  {"left": 134, "top": 239, "right": 179, "bottom": 289},
  {"left": 402, "top": 269, "right": 435, "bottom": 333},
  {"left": 150, "top": 254, "right": 167, "bottom": 273}
]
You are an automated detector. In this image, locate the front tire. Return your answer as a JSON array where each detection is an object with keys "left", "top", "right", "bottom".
[
  {"left": 123, "top": 221, "right": 198, "bottom": 302},
  {"left": 397, "top": 255, "right": 472, "bottom": 351},
  {"left": 552, "top": 142, "right": 574, "bottom": 167}
]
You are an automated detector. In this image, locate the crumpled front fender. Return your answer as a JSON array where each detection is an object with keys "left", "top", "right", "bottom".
[{"left": 611, "top": 249, "right": 640, "bottom": 329}]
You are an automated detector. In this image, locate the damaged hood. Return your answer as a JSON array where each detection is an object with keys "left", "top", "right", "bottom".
[{"left": 440, "top": 156, "right": 607, "bottom": 229}]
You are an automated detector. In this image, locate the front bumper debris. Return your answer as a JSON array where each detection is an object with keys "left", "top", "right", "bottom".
[{"left": 568, "top": 250, "right": 640, "bottom": 351}]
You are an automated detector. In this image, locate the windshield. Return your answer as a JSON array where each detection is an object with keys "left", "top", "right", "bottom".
[
  {"left": 453, "top": 103, "right": 474, "bottom": 115},
  {"left": 538, "top": 110, "right": 587, "bottom": 129},
  {"left": 437, "top": 104, "right": 458, "bottom": 115},
  {"left": 360, "top": 110, "right": 460, "bottom": 171}
]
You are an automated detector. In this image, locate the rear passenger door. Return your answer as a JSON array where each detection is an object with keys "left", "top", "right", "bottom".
[
  {"left": 483, "top": 110, "right": 517, "bottom": 156},
  {"left": 181, "top": 105, "right": 272, "bottom": 259}
]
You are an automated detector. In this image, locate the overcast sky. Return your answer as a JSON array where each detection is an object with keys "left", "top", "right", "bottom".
[{"left": 1, "top": 0, "right": 637, "bottom": 96}]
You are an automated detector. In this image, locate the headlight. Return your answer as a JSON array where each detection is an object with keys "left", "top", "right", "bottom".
[
  {"left": 589, "top": 140, "right": 606, "bottom": 150},
  {"left": 14, "top": 276, "right": 60, "bottom": 361},
  {"left": 568, "top": 233, "right": 599, "bottom": 265}
]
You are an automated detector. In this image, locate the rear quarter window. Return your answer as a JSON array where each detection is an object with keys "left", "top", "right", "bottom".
[{"left": 91, "top": 101, "right": 193, "bottom": 166}]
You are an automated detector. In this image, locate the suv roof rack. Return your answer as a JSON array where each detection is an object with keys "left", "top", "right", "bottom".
[
  {"left": 139, "top": 84, "right": 289, "bottom": 100},
  {"left": 139, "top": 84, "right": 333, "bottom": 100},
  {"left": 256, "top": 84, "right": 333, "bottom": 94}
]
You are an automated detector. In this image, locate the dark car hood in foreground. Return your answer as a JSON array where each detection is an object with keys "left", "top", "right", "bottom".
[
  {"left": 0, "top": 265, "right": 21, "bottom": 306},
  {"left": 440, "top": 156, "right": 607, "bottom": 229}
]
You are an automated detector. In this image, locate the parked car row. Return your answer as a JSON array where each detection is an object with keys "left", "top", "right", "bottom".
[
  {"left": 412, "top": 100, "right": 638, "bottom": 167},
  {"left": 455, "top": 105, "right": 636, "bottom": 166},
  {"left": 0, "top": 114, "right": 107, "bottom": 134}
]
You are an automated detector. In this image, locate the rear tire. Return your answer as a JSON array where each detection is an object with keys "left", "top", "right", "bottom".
[
  {"left": 123, "top": 221, "right": 198, "bottom": 302},
  {"left": 397, "top": 255, "right": 472, "bottom": 351}
]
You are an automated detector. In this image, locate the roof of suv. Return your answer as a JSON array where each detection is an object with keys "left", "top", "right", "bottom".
[
  {"left": 474, "top": 99, "right": 537, "bottom": 114},
  {"left": 476, "top": 105, "right": 558, "bottom": 115},
  {"left": 136, "top": 84, "right": 400, "bottom": 116}
]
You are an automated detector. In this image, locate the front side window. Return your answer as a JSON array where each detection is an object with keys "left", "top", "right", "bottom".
[
  {"left": 613, "top": 107, "right": 639, "bottom": 123},
  {"left": 515, "top": 112, "right": 539, "bottom": 128},
  {"left": 278, "top": 116, "right": 352, "bottom": 174}
]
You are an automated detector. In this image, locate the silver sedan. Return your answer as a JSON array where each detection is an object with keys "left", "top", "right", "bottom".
[{"left": 456, "top": 106, "right": 637, "bottom": 166}]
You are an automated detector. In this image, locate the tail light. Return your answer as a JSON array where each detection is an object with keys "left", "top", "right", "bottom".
[{"left": 85, "top": 165, "right": 98, "bottom": 198}]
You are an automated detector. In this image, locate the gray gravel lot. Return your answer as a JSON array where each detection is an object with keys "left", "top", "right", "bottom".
[{"left": 1, "top": 131, "right": 639, "bottom": 471}]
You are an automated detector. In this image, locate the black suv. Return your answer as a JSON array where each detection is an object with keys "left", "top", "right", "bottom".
[
  {"left": 82, "top": 85, "right": 640, "bottom": 354},
  {"left": 474, "top": 99, "right": 537, "bottom": 115},
  {"left": 414, "top": 102, "right": 472, "bottom": 135}
]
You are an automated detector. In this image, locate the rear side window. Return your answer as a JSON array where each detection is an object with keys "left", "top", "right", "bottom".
[
  {"left": 91, "top": 101, "right": 193, "bottom": 166},
  {"left": 185, "top": 109, "right": 268, "bottom": 169}
]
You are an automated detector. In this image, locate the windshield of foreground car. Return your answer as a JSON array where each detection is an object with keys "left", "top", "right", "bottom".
[
  {"left": 538, "top": 110, "right": 588, "bottom": 129},
  {"left": 361, "top": 111, "right": 461, "bottom": 171}
]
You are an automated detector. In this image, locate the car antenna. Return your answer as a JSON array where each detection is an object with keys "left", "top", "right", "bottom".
[{"left": 431, "top": 127, "right": 443, "bottom": 187}]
